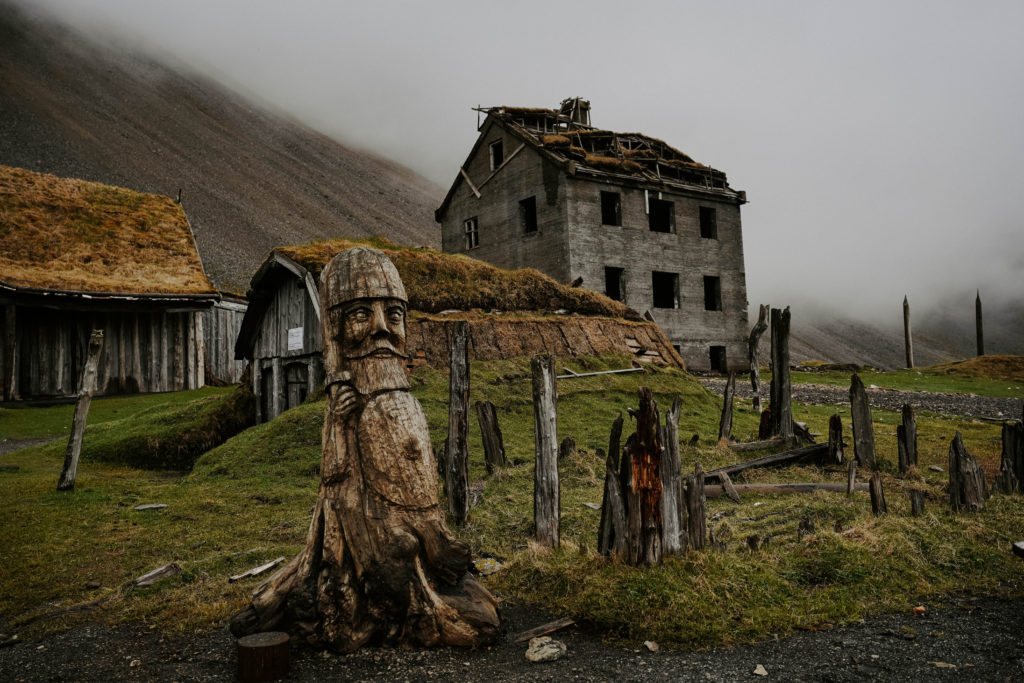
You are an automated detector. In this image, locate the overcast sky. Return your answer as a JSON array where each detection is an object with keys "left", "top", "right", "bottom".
[{"left": 21, "top": 0, "right": 1024, "bottom": 321}]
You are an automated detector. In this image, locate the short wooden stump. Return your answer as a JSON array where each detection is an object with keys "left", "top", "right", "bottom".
[{"left": 237, "top": 631, "right": 290, "bottom": 682}]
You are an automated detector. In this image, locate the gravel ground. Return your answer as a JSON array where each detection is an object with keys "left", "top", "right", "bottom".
[
  {"left": 2, "top": 596, "right": 1023, "bottom": 682},
  {"left": 700, "top": 378, "right": 1024, "bottom": 420}
]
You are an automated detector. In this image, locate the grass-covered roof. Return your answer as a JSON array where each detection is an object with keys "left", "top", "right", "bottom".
[
  {"left": 271, "top": 237, "right": 642, "bottom": 319},
  {"left": 0, "top": 165, "right": 216, "bottom": 297}
]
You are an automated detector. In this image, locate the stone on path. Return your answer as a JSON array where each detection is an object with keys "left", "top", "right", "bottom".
[
  {"left": 525, "top": 636, "right": 567, "bottom": 663},
  {"left": 753, "top": 663, "right": 768, "bottom": 676}
]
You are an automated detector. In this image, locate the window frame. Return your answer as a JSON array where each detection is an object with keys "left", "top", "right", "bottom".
[
  {"left": 648, "top": 197, "right": 675, "bottom": 233},
  {"left": 703, "top": 275, "right": 722, "bottom": 311},
  {"left": 600, "top": 191, "right": 622, "bottom": 226},
  {"left": 489, "top": 140, "right": 504, "bottom": 171},
  {"left": 519, "top": 196, "right": 538, "bottom": 234},
  {"left": 463, "top": 217, "right": 479, "bottom": 250},
  {"left": 699, "top": 206, "right": 718, "bottom": 239},
  {"left": 651, "top": 270, "right": 679, "bottom": 309}
]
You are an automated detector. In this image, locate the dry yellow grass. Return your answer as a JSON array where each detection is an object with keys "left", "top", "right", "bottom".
[
  {"left": 927, "top": 355, "right": 1024, "bottom": 382},
  {"left": 0, "top": 165, "right": 216, "bottom": 295}
]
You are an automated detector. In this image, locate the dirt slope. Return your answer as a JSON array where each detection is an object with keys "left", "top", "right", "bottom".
[{"left": 0, "top": 4, "right": 443, "bottom": 293}]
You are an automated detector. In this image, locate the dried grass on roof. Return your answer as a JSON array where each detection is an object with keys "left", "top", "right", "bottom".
[
  {"left": 0, "top": 165, "right": 215, "bottom": 295},
  {"left": 274, "top": 238, "right": 641, "bottom": 320}
]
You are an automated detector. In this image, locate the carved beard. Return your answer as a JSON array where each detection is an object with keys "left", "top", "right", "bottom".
[{"left": 345, "top": 352, "right": 411, "bottom": 395}]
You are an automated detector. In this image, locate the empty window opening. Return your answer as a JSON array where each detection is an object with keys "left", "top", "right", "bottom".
[
  {"left": 605, "top": 266, "right": 625, "bottom": 301},
  {"left": 709, "top": 346, "right": 727, "bottom": 373},
  {"left": 699, "top": 206, "right": 718, "bottom": 239},
  {"left": 519, "top": 196, "right": 537, "bottom": 234},
  {"left": 601, "top": 191, "right": 621, "bottom": 226},
  {"left": 704, "top": 276, "right": 722, "bottom": 311},
  {"left": 651, "top": 271, "right": 679, "bottom": 309},
  {"left": 489, "top": 140, "right": 504, "bottom": 170},
  {"left": 464, "top": 217, "right": 479, "bottom": 249},
  {"left": 648, "top": 198, "right": 675, "bottom": 233}
]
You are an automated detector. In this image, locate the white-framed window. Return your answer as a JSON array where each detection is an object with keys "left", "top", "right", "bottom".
[{"left": 464, "top": 217, "right": 479, "bottom": 249}]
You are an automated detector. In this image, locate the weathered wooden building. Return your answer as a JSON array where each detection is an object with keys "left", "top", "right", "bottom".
[
  {"left": 203, "top": 296, "right": 248, "bottom": 385},
  {"left": 435, "top": 98, "right": 750, "bottom": 372},
  {"left": 0, "top": 165, "right": 219, "bottom": 400}
]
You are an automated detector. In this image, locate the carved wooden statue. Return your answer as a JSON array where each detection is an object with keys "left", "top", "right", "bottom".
[{"left": 231, "top": 247, "right": 500, "bottom": 650}]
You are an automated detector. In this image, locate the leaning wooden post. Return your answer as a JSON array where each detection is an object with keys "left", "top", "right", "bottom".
[
  {"left": 828, "top": 414, "right": 844, "bottom": 465},
  {"left": 869, "top": 472, "right": 887, "bottom": 516},
  {"left": 717, "top": 371, "right": 736, "bottom": 446},
  {"left": 57, "top": 330, "right": 104, "bottom": 492},
  {"left": 475, "top": 400, "right": 508, "bottom": 474},
  {"left": 748, "top": 304, "right": 769, "bottom": 413},
  {"left": 903, "top": 295, "right": 914, "bottom": 369},
  {"left": 531, "top": 354, "right": 559, "bottom": 547},
  {"left": 769, "top": 307, "right": 793, "bottom": 443},
  {"left": 994, "top": 420, "right": 1023, "bottom": 494},
  {"left": 976, "top": 290, "right": 984, "bottom": 357},
  {"left": 686, "top": 462, "right": 707, "bottom": 551},
  {"left": 598, "top": 414, "right": 625, "bottom": 556},
  {"left": 661, "top": 395, "right": 685, "bottom": 555},
  {"left": 445, "top": 321, "right": 470, "bottom": 526},
  {"left": 949, "top": 431, "right": 987, "bottom": 512},
  {"left": 897, "top": 403, "right": 917, "bottom": 474},
  {"left": 849, "top": 374, "right": 876, "bottom": 470}
]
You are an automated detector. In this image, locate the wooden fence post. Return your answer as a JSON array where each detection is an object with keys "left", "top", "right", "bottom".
[
  {"left": 949, "top": 431, "right": 987, "bottom": 512},
  {"left": 661, "top": 396, "right": 686, "bottom": 555},
  {"left": 994, "top": 420, "right": 1023, "bottom": 494},
  {"left": 849, "top": 374, "right": 876, "bottom": 470},
  {"left": 623, "top": 387, "right": 663, "bottom": 566},
  {"left": 769, "top": 307, "right": 793, "bottom": 443},
  {"left": 909, "top": 489, "right": 925, "bottom": 516},
  {"left": 748, "top": 304, "right": 769, "bottom": 414},
  {"left": 475, "top": 400, "right": 508, "bottom": 474},
  {"left": 598, "top": 414, "right": 625, "bottom": 556},
  {"left": 869, "top": 472, "right": 887, "bottom": 516},
  {"left": 897, "top": 403, "right": 917, "bottom": 474},
  {"left": 976, "top": 290, "right": 984, "bottom": 357},
  {"left": 828, "top": 414, "right": 844, "bottom": 465},
  {"left": 445, "top": 321, "right": 470, "bottom": 526},
  {"left": 686, "top": 462, "right": 706, "bottom": 551},
  {"left": 531, "top": 354, "right": 559, "bottom": 547},
  {"left": 846, "top": 459, "right": 857, "bottom": 496},
  {"left": 903, "top": 295, "right": 914, "bottom": 369},
  {"left": 57, "top": 330, "right": 104, "bottom": 492},
  {"left": 718, "top": 372, "right": 736, "bottom": 446}
]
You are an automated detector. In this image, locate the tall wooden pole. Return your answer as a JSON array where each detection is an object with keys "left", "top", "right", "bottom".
[
  {"left": 849, "top": 373, "right": 876, "bottom": 471},
  {"left": 531, "top": 354, "right": 559, "bottom": 547},
  {"left": 445, "top": 321, "right": 470, "bottom": 526},
  {"left": 57, "top": 330, "right": 104, "bottom": 491},
  {"left": 976, "top": 290, "right": 984, "bottom": 357},
  {"left": 769, "top": 307, "right": 793, "bottom": 443},
  {"left": 903, "top": 295, "right": 914, "bottom": 369},
  {"left": 748, "top": 304, "right": 769, "bottom": 413}
]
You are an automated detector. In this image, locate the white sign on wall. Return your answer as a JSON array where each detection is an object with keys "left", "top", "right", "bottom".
[{"left": 287, "top": 327, "right": 304, "bottom": 351}]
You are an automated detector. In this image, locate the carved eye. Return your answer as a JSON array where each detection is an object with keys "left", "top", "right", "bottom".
[
  {"left": 387, "top": 306, "right": 404, "bottom": 324},
  {"left": 349, "top": 308, "right": 371, "bottom": 324}
]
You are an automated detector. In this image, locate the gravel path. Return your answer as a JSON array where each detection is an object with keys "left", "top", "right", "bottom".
[{"left": 700, "top": 378, "right": 1024, "bottom": 419}]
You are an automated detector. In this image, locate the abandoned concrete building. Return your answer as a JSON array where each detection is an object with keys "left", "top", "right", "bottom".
[{"left": 435, "top": 98, "right": 750, "bottom": 372}]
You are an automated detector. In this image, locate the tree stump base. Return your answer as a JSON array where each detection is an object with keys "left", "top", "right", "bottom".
[{"left": 237, "top": 631, "right": 290, "bottom": 683}]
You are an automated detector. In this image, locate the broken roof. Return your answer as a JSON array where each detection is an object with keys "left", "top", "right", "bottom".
[{"left": 0, "top": 165, "right": 217, "bottom": 300}]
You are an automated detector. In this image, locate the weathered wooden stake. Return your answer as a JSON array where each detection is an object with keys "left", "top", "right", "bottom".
[
  {"left": 558, "top": 436, "right": 576, "bottom": 462},
  {"left": 909, "top": 489, "right": 925, "bottom": 516},
  {"left": 237, "top": 631, "right": 290, "bottom": 683},
  {"left": 598, "top": 415, "right": 625, "bottom": 556},
  {"left": 748, "top": 304, "right": 769, "bottom": 413},
  {"left": 623, "top": 387, "right": 663, "bottom": 566},
  {"left": 686, "top": 462, "right": 706, "bottom": 551},
  {"left": 475, "top": 400, "right": 508, "bottom": 474},
  {"left": 828, "top": 414, "right": 844, "bottom": 465},
  {"left": 897, "top": 403, "right": 917, "bottom": 474},
  {"left": 849, "top": 374, "right": 876, "bottom": 470},
  {"left": 869, "top": 472, "right": 887, "bottom": 516},
  {"left": 531, "top": 354, "right": 559, "bottom": 547},
  {"left": 903, "top": 295, "right": 914, "bottom": 369},
  {"left": 718, "top": 470, "right": 741, "bottom": 503},
  {"left": 847, "top": 459, "right": 857, "bottom": 496},
  {"left": 994, "top": 420, "right": 1023, "bottom": 494},
  {"left": 717, "top": 371, "right": 736, "bottom": 446},
  {"left": 976, "top": 290, "right": 984, "bottom": 357},
  {"left": 660, "top": 395, "right": 685, "bottom": 555},
  {"left": 769, "top": 307, "right": 793, "bottom": 443},
  {"left": 445, "top": 321, "right": 470, "bottom": 525},
  {"left": 57, "top": 330, "right": 104, "bottom": 492},
  {"left": 948, "top": 431, "right": 987, "bottom": 512}
]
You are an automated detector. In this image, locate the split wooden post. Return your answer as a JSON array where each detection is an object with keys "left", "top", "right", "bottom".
[
  {"left": 237, "top": 631, "right": 290, "bottom": 683},
  {"left": 57, "top": 330, "right": 104, "bottom": 492},
  {"left": 849, "top": 374, "right": 876, "bottom": 470},
  {"left": 748, "top": 304, "right": 769, "bottom": 413},
  {"left": 995, "top": 420, "right": 1023, "bottom": 494},
  {"left": 660, "top": 395, "right": 685, "bottom": 555},
  {"left": 869, "top": 472, "right": 887, "bottom": 516},
  {"left": 828, "top": 414, "right": 844, "bottom": 465},
  {"left": 475, "top": 400, "right": 508, "bottom": 474},
  {"left": 598, "top": 415, "right": 625, "bottom": 556},
  {"left": 903, "top": 295, "right": 914, "bottom": 369},
  {"left": 768, "top": 307, "right": 793, "bottom": 443},
  {"left": 531, "top": 354, "right": 559, "bottom": 547},
  {"left": 623, "top": 387, "right": 663, "bottom": 566},
  {"left": 445, "top": 321, "right": 470, "bottom": 526},
  {"left": 846, "top": 459, "right": 857, "bottom": 496},
  {"left": 717, "top": 371, "right": 736, "bottom": 446},
  {"left": 976, "top": 290, "right": 985, "bottom": 357},
  {"left": 949, "top": 431, "right": 987, "bottom": 512},
  {"left": 897, "top": 403, "right": 917, "bottom": 474},
  {"left": 909, "top": 489, "right": 925, "bottom": 516},
  {"left": 686, "top": 462, "right": 706, "bottom": 551}
]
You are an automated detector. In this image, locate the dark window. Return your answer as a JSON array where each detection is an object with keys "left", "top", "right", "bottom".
[
  {"left": 699, "top": 206, "right": 718, "bottom": 239},
  {"left": 704, "top": 276, "right": 722, "bottom": 311},
  {"left": 652, "top": 271, "right": 679, "bottom": 309},
  {"left": 464, "top": 217, "right": 479, "bottom": 249},
  {"left": 601, "top": 191, "right": 621, "bottom": 226},
  {"left": 604, "top": 266, "right": 625, "bottom": 301},
  {"left": 648, "top": 198, "right": 675, "bottom": 233},
  {"left": 710, "top": 346, "right": 727, "bottom": 373},
  {"left": 489, "top": 140, "right": 504, "bottom": 170},
  {"left": 519, "top": 196, "right": 537, "bottom": 234}
]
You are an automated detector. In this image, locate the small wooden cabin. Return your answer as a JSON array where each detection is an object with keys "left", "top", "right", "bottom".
[{"left": 0, "top": 165, "right": 219, "bottom": 400}]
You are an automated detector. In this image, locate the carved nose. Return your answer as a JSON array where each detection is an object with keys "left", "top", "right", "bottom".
[{"left": 370, "top": 306, "right": 389, "bottom": 336}]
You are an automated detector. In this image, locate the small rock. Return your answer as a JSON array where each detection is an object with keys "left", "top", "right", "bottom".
[
  {"left": 930, "top": 661, "right": 956, "bottom": 669},
  {"left": 928, "top": 465, "right": 944, "bottom": 473},
  {"left": 473, "top": 558, "right": 503, "bottom": 576},
  {"left": 86, "top": 580, "right": 102, "bottom": 590},
  {"left": 644, "top": 640, "right": 659, "bottom": 652},
  {"left": 753, "top": 663, "right": 768, "bottom": 676},
  {"left": 525, "top": 636, "right": 567, "bottom": 663},
  {"left": 913, "top": 605, "right": 927, "bottom": 616},
  {"left": 130, "top": 659, "right": 141, "bottom": 667},
  {"left": 133, "top": 503, "right": 167, "bottom": 511},
  {"left": 581, "top": 502, "right": 601, "bottom": 510}
]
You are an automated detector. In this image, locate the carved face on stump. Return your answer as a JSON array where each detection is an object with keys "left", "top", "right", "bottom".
[{"left": 321, "top": 247, "right": 411, "bottom": 395}]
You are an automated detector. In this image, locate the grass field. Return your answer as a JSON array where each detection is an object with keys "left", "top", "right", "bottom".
[{"left": 1, "top": 356, "right": 1021, "bottom": 647}]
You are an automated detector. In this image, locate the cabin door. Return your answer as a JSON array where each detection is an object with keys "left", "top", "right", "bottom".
[{"left": 285, "top": 362, "right": 308, "bottom": 410}]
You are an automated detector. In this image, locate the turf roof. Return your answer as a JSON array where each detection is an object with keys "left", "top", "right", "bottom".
[{"left": 0, "top": 165, "right": 216, "bottom": 297}]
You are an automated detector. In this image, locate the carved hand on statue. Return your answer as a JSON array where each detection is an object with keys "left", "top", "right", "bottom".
[{"left": 327, "top": 371, "right": 359, "bottom": 418}]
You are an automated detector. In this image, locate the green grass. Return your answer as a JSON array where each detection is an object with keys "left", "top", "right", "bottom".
[
  {"left": 777, "top": 364, "right": 1024, "bottom": 399},
  {"left": 1, "top": 356, "right": 1021, "bottom": 648}
]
